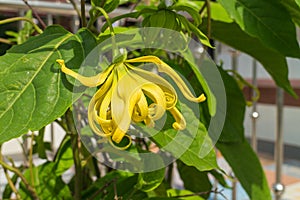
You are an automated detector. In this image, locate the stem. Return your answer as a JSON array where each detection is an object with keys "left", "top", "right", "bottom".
[
  {"left": 0, "top": 147, "right": 21, "bottom": 199},
  {"left": 29, "top": 133, "right": 35, "bottom": 190},
  {"left": 113, "top": 178, "right": 118, "bottom": 200},
  {"left": 205, "top": 0, "right": 211, "bottom": 39},
  {"left": 69, "top": 0, "right": 81, "bottom": 20},
  {"left": 23, "top": 0, "right": 46, "bottom": 29},
  {"left": 0, "top": 38, "right": 13, "bottom": 44},
  {"left": 65, "top": 109, "right": 82, "bottom": 200},
  {"left": 95, "top": 7, "right": 119, "bottom": 60},
  {"left": 81, "top": 0, "right": 87, "bottom": 27},
  {"left": 0, "top": 159, "right": 39, "bottom": 200},
  {"left": 0, "top": 17, "right": 43, "bottom": 34},
  {"left": 3, "top": 168, "right": 21, "bottom": 199},
  {"left": 166, "top": 163, "right": 173, "bottom": 187}
]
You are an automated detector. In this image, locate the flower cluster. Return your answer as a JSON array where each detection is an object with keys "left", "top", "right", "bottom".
[{"left": 57, "top": 56, "right": 206, "bottom": 149}]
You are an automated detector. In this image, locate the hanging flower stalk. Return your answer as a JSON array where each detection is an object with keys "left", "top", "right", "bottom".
[{"left": 56, "top": 56, "right": 206, "bottom": 149}]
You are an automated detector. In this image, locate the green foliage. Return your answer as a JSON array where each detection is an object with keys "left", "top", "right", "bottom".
[
  {"left": 1, "top": 0, "right": 299, "bottom": 199},
  {"left": 217, "top": 141, "right": 272, "bottom": 200},
  {"left": 177, "top": 160, "right": 212, "bottom": 199},
  {"left": 280, "top": 0, "right": 300, "bottom": 27},
  {"left": 201, "top": 19, "right": 297, "bottom": 97},
  {"left": 5, "top": 11, "right": 34, "bottom": 45},
  {"left": 0, "top": 26, "right": 96, "bottom": 144},
  {"left": 141, "top": 103, "right": 218, "bottom": 172},
  {"left": 218, "top": 0, "right": 300, "bottom": 58},
  {"left": 19, "top": 162, "right": 72, "bottom": 199},
  {"left": 217, "top": 67, "right": 246, "bottom": 142},
  {"left": 135, "top": 168, "right": 166, "bottom": 192}
]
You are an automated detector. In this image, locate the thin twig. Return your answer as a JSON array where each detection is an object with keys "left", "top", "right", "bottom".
[
  {"left": 0, "top": 159, "right": 39, "bottom": 200},
  {"left": 23, "top": 0, "right": 46, "bottom": 29},
  {"left": 199, "top": 1, "right": 207, "bottom": 15},
  {"left": 205, "top": 0, "right": 211, "bottom": 39},
  {"left": 69, "top": 0, "right": 81, "bottom": 19},
  {"left": 0, "top": 17, "right": 42, "bottom": 34},
  {"left": 0, "top": 147, "right": 21, "bottom": 199},
  {"left": 0, "top": 38, "right": 13, "bottom": 45},
  {"left": 3, "top": 168, "right": 21, "bottom": 199},
  {"left": 29, "top": 133, "right": 35, "bottom": 191},
  {"left": 66, "top": 109, "right": 82, "bottom": 200},
  {"left": 88, "top": 178, "right": 117, "bottom": 200},
  {"left": 113, "top": 178, "right": 118, "bottom": 200}
]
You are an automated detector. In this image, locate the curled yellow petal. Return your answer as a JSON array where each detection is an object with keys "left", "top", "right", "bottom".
[
  {"left": 141, "top": 83, "right": 166, "bottom": 120},
  {"left": 126, "top": 56, "right": 206, "bottom": 103},
  {"left": 126, "top": 63, "right": 178, "bottom": 109},
  {"left": 109, "top": 134, "right": 132, "bottom": 150},
  {"left": 169, "top": 107, "right": 186, "bottom": 130},
  {"left": 56, "top": 59, "right": 114, "bottom": 87},
  {"left": 132, "top": 91, "right": 148, "bottom": 123},
  {"left": 87, "top": 73, "right": 115, "bottom": 137},
  {"left": 112, "top": 126, "right": 126, "bottom": 144}
]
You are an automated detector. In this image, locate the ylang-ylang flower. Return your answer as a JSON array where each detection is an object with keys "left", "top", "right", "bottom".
[{"left": 57, "top": 56, "right": 206, "bottom": 149}]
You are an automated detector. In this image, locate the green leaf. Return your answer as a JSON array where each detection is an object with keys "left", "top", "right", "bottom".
[
  {"left": 217, "top": 140, "right": 271, "bottom": 200},
  {"left": 218, "top": 0, "right": 300, "bottom": 57},
  {"left": 92, "top": 0, "right": 120, "bottom": 13},
  {"left": 0, "top": 25, "right": 97, "bottom": 144},
  {"left": 19, "top": 162, "right": 72, "bottom": 200},
  {"left": 82, "top": 170, "right": 147, "bottom": 200},
  {"left": 177, "top": 14, "right": 212, "bottom": 48},
  {"left": 280, "top": 0, "right": 300, "bottom": 27},
  {"left": 209, "top": 169, "right": 230, "bottom": 188},
  {"left": 144, "top": 198, "right": 178, "bottom": 200},
  {"left": 135, "top": 167, "right": 166, "bottom": 192},
  {"left": 172, "top": 4, "right": 202, "bottom": 26},
  {"left": 142, "top": 103, "right": 218, "bottom": 171},
  {"left": 54, "top": 138, "right": 74, "bottom": 176},
  {"left": 167, "top": 189, "right": 205, "bottom": 200},
  {"left": 201, "top": 20, "right": 297, "bottom": 97},
  {"left": 177, "top": 160, "right": 212, "bottom": 199},
  {"left": 296, "top": 0, "right": 300, "bottom": 7},
  {"left": 218, "top": 67, "right": 246, "bottom": 142}
]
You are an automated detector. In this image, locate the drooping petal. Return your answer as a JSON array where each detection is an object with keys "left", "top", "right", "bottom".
[
  {"left": 132, "top": 91, "right": 149, "bottom": 123},
  {"left": 125, "top": 56, "right": 206, "bottom": 103},
  {"left": 141, "top": 83, "right": 166, "bottom": 120},
  {"left": 88, "top": 72, "right": 114, "bottom": 137},
  {"left": 111, "top": 66, "right": 143, "bottom": 143},
  {"left": 109, "top": 134, "right": 132, "bottom": 150},
  {"left": 126, "top": 63, "right": 177, "bottom": 109},
  {"left": 169, "top": 107, "right": 186, "bottom": 130},
  {"left": 56, "top": 59, "right": 114, "bottom": 87}
]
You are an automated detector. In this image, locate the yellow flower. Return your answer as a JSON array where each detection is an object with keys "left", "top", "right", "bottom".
[{"left": 56, "top": 56, "right": 206, "bottom": 149}]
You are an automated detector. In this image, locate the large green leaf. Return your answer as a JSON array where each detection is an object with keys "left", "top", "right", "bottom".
[
  {"left": 82, "top": 170, "right": 147, "bottom": 200},
  {"left": 201, "top": 20, "right": 296, "bottom": 97},
  {"left": 280, "top": 0, "right": 300, "bottom": 26},
  {"left": 19, "top": 162, "right": 72, "bottom": 200},
  {"left": 296, "top": 0, "right": 300, "bottom": 7},
  {"left": 141, "top": 103, "right": 218, "bottom": 172},
  {"left": 135, "top": 167, "right": 166, "bottom": 192},
  {"left": 177, "top": 160, "right": 212, "bottom": 199},
  {"left": 218, "top": 67, "right": 246, "bottom": 142},
  {"left": 167, "top": 189, "right": 205, "bottom": 200},
  {"left": 217, "top": 140, "right": 271, "bottom": 200},
  {"left": 218, "top": 0, "right": 300, "bottom": 57},
  {"left": 53, "top": 138, "right": 74, "bottom": 176},
  {"left": 0, "top": 25, "right": 96, "bottom": 144}
]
